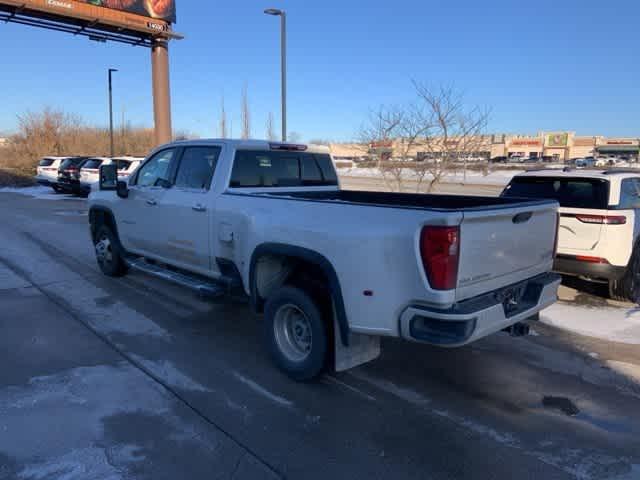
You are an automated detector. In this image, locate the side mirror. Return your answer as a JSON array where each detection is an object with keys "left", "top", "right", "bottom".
[
  {"left": 99, "top": 164, "right": 118, "bottom": 191},
  {"left": 116, "top": 181, "right": 129, "bottom": 199}
]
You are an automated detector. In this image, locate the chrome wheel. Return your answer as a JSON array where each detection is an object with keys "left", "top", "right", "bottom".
[
  {"left": 95, "top": 235, "right": 113, "bottom": 265},
  {"left": 273, "top": 304, "right": 313, "bottom": 362}
]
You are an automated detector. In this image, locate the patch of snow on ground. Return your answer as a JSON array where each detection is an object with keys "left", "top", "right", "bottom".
[
  {"left": 541, "top": 302, "right": 640, "bottom": 345},
  {"left": 0, "top": 186, "right": 78, "bottom": 201},
  {"left": 130, "top": 355, "right": 210, "bottom": 393},
  {"left": 337, "top": 167, "right": 521, "bottom": 186}
]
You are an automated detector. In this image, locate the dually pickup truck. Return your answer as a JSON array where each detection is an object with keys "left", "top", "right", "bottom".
[{"left": 90, "top": 139, "right": 561, "bottom": 380}]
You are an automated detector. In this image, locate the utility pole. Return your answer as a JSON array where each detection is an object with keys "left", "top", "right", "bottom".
[{"left": 108, "top": 68, "right": 118, "bottom": 157}]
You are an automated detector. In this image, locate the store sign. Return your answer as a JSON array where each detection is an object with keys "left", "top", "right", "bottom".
[
  {"left": 546, "top": 133, "right": 568, "bottom": 148},
  {"left": 511, "top": 140, "right": 541, "bottom": 147},
  {"left": 79, "top": 0, "right": 176, "bottom": 23},
  {"left": 607, "top": 140, "right": 634, "bottom": 145}
]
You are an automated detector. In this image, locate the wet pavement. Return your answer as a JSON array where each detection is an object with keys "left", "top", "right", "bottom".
[{"left": 0, "top": 190, "right": 639, "bottom": 480}]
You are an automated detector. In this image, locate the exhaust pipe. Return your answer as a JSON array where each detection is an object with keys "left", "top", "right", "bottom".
[{"left": 503, "top": 322, "right": 530, "bottom": 337}]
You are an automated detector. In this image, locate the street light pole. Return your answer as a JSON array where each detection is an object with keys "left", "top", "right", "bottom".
[
  {"left": 108, "top": 68, "right": 118, "bottom": 158},
  {"left": 264, "top": 8, "right": 287, "bottom": 142}
]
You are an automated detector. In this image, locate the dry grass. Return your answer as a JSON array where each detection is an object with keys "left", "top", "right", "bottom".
[{"left": 0, "top": 167, "right": 36, "bottom": 188}]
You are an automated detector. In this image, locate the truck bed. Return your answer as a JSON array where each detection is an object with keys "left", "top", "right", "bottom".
[{"left": 258, "top": 190, "right": 555, "bottom": 211}]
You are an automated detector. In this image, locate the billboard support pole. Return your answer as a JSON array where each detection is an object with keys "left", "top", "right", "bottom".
[{"left": 151, "top": 38, "right": 172, "bottom": 146}]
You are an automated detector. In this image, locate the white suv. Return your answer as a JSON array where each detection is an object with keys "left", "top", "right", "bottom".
[
  {"left": 503, "top": 169, "right": 640, "bottom": 301},
  {"left": 35, "top": 156, "right": 69, "bottom": 192}
]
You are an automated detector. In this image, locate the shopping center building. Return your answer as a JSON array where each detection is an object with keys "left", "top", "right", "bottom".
[
  {"left": 330, "top": 133, "right": 640, "bottom": 163},
  {"left": 491, "top": 133, "right": 639, "bottom": 162}
]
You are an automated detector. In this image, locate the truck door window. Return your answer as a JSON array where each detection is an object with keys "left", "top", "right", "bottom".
[
  {"left": 136, "top": 149, "right": 175, "bottom": 187},
  {"left": 174, "top": 146, "right": 221, "bottom": 190}
]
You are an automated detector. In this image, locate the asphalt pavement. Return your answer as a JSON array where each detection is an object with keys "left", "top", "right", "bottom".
[{"left": 0, "top": 189, "right": 639, "bottom": 480}]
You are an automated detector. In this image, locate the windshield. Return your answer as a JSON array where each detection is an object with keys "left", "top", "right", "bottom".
[{"left": 503, "top": 176, "right": 610, "bottom": 209}]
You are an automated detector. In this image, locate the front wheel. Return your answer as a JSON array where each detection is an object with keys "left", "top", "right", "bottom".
[
  {"left": 94, "top": 225, "right": 128, "bottom": 277},
  {"left": 264, "top": 286, "right": 328, "bottom": 382}
]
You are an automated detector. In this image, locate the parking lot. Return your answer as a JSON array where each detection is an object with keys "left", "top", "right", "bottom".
[{"left": 0, "top": 185, "right": 639, "bottom": 480}]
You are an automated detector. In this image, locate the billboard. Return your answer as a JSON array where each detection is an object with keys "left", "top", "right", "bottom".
[
  {"left": 80, "top": 0, "right": 176, "bottom": 23},
  {"left": 546, "top": 133, "right": 568, "bottom": 148}
]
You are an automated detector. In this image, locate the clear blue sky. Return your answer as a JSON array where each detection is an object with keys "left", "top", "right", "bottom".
[{"left": 1, "top": 0, "right": 639, "bottom": 140}]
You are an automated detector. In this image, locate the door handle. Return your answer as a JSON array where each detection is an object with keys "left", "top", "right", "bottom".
[
  {"left": 192, "top": 204, "right": 207, "bottom": 212},
  {"left": 146, "top": 199, "right": 157, "bottom": 206}
]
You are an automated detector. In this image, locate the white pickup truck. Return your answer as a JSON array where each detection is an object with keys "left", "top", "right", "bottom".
[{"left": 89, "top": 139, "right": 561, "bottom": 380}]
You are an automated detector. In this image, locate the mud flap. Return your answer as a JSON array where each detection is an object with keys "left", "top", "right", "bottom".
[{"left": 334, "top": 316, "right": 381, "bottom": 372}]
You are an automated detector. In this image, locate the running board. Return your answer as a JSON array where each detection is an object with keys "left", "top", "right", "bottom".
[{"left": 125, "top": 258, "right": 226, "bottom": 299}]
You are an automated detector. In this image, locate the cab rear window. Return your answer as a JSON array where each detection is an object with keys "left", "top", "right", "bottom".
[
  {"left": 230, "top": 150, "right": 338, "bottom": 188},
  {"left": 38, "top": 158, "right": 55, "bottom": 167},
  {"left": 502, "top": 177, "right": 610, "bottom": 209}
]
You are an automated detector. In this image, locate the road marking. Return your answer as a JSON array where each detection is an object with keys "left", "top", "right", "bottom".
[
  {"left": 322, "top": 375, "right": 376, "bottom": 402},
  {"left": 232, "top": 372, "right": 294, "bottom": 409}
]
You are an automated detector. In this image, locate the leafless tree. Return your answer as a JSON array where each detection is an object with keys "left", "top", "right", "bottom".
[
  {"left": 219, "top": 96, "right": 228, "bottom": 139},
  {"left": 241, "top": 84, "right": 251, "bottom": 140},
  {"left": 266, "top": 112, "right": 276, "bottom": 141},
  {"left": 2, "top": 107, "right": 157, "bottom": 171},
  {"left": 288, "top": 131, "right": 303, "bottom": 143},
  {"left": 410, "top": 82, "right": 490, "bottom": 191},
  {"left": 360, "top": 83, "right": 489, "bottom": 192}
]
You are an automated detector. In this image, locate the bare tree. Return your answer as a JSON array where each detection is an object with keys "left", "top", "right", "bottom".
[
  {"left": 266, "top": 112, "right": 276, "bottom": 141},
  {"left": 360, "top": 83, "right": 489, "bottom": 192},
  {"left": 219, "top": 96, "right": 228, "bottom": 138},
  {"left": 241, "top": 84, "right": 251, "bottom": 140},
  {"left": 410, "top": 82, "right": 489, "bottom": 191},
  {"left": 288, "top": 131, "right": 303, "bottom": 143},
  {"left": 359, "top": 104, "right": 426, "bottom": 191},
  {"left": 3, "top": 107, "right": 157, "bottom": 171}
]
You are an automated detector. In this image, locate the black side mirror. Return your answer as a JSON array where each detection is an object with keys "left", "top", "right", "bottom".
[
  {"left": 116, "top": 181, "right": 129, "bottom": 199},
  {"left": 154, "top": 178, "right": 172, "bottom": 189},
  {"left": 99, "top": 164, "right": 118, "bottom": 191}
]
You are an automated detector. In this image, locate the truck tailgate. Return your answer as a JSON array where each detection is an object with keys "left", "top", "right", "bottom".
[{"left": 456, "top": 202, "right": 558, "bottom": 301}]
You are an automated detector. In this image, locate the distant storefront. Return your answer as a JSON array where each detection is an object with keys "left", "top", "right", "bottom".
[{"left": 596, "top": 139, "right": 640, "bottom": 161}]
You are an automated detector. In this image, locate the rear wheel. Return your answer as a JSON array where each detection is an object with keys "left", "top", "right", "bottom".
[
  {"left": 264, "top": 286, "right": 328, "bottom": 381},
  {"left": 94, "top": 225, "right": 128, "bottom": 277},
  {"left": 52, "top": 185, "right": 63, "bottom": 194},
  {"left": 609, "top": 247, "right": 640, "bottom": 303}
]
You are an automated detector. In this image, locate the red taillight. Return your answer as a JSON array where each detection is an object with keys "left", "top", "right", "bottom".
[
  {"left": 574, "top": 214, "right": 626, "bottom": 225},
  {"left": 575, "top": 255, "right": 609, "bottom": 264},
  {"left": 420, "top": 226, "right": 460, "bottom": 290}
]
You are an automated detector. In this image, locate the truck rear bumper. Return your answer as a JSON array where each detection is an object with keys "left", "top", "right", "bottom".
[
  {"left": 554, "top": 255, "right": 626, "bottom": 281},
  {"left": 399, "top": 272, "right": 561, "bottom": 347}
]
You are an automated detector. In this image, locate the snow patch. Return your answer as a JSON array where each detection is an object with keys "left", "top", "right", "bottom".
[
  {"left": 232, "top": 372, "right": 293, "bottom": 408},
  {"left": 348, "top": 369, "right": 429, "bottom": 406},
  {"left": 337, "top": 167, "right": 520, "bottom": 186},
  {"left": 0, "top": 186, "right": 79, "bottom": 201},
  {"left": 130, "top": 355, "right": 210, "bottom": 393},
  {"left": 541, "top": 302, "right": 640, "bottom": 345},
  {"left": 18, "top": 446, "right": 124, "bottom": 480}
]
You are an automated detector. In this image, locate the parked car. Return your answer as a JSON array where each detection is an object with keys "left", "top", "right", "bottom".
[
  {"left": 79, "top": 157, "right": 112, "bottom": 196},
  {"left": 502, "top": 169, "right": 640, "bottom": 301},
  {"left": 57, "top": 157, "right": 89, "bottom": 194},
  {"left": 89, "top": 139, "right": 561, "bottom": 380},
  {"left": 113, "top": 157, "right": 144, "bottom": 181},
  {"left": 35, "top": 157, "right": 69, "bottom": 192}
]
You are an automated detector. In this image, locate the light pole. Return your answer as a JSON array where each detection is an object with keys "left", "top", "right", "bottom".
[
  {"left": 108, "top": 68, "right": 118, "bottom": 158},
  {"left": 264, "top": 8, "right": 287, "bottom": 142}
]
